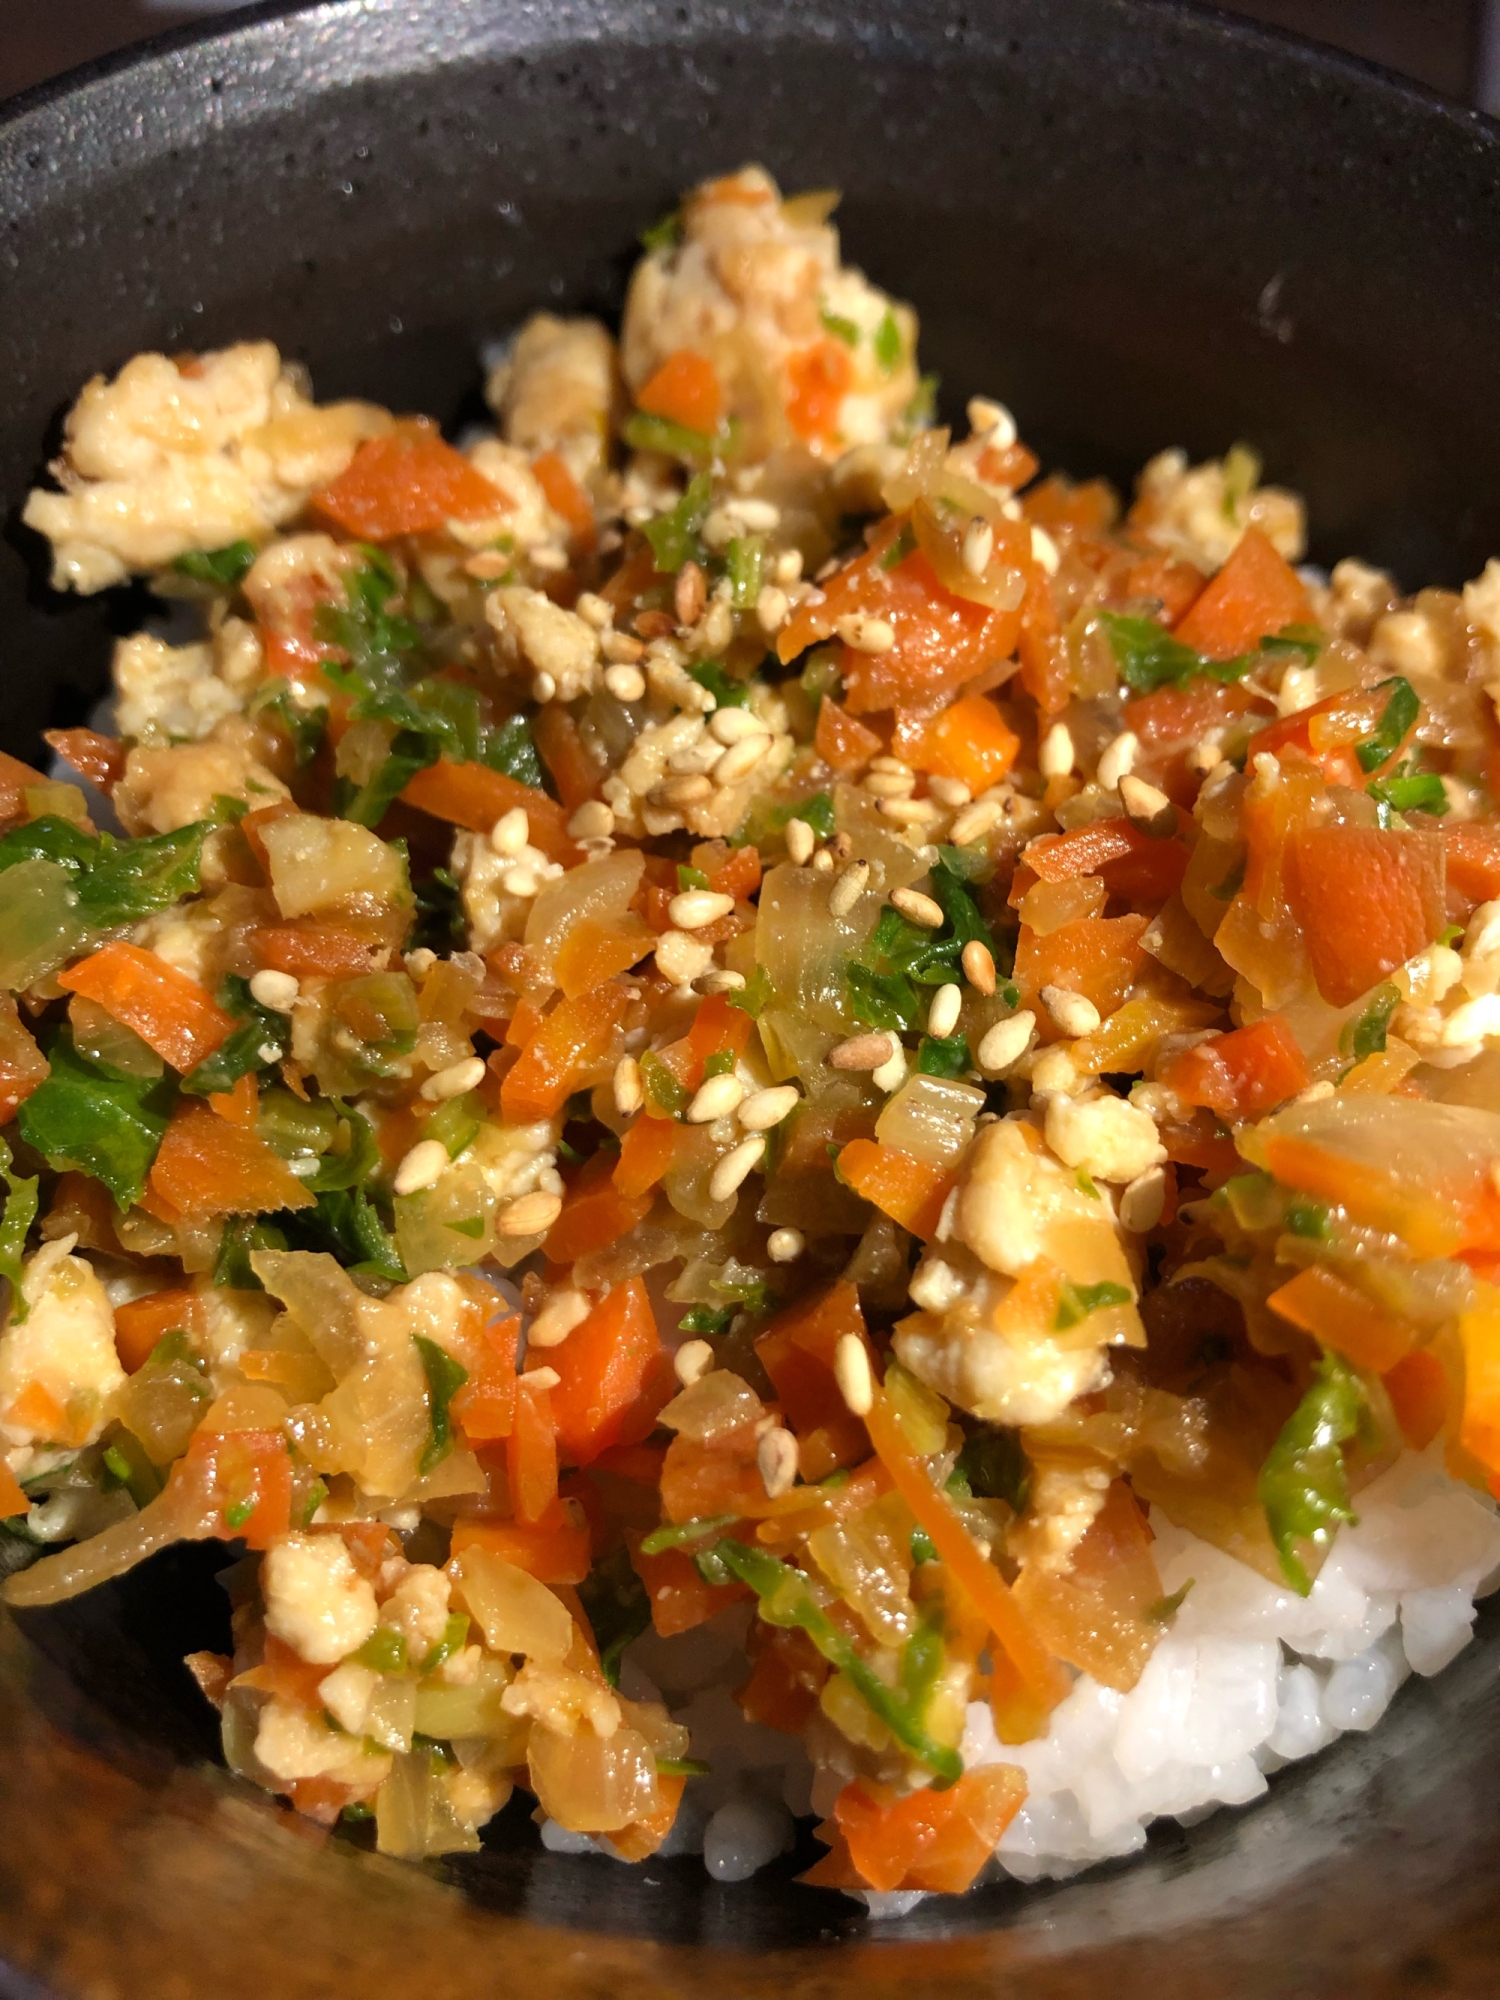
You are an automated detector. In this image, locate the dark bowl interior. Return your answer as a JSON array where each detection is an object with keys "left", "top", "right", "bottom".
[{"left": 2, "top": 3, "right": 1500, "bottom": 1994}]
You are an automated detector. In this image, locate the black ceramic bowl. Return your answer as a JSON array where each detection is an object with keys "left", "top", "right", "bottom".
[{"left": 2, "top": 5, "right": 1500, "bottom": 1995}]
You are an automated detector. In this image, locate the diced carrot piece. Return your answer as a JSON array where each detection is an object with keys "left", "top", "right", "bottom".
[
  {"left": 1445, "top": 823, "right": 1500, "bottom": 925},
  {"left": 659, "top": 1422, "right": 768, "bottom": 1524},
  {"left": 1267, "top": 1265, "right": 1412, "bottom": 1374},
  {"left": 233, "top": 1633, "right": 329, "bottom": 1708},
  {"left": 755, "top": 1280, "right": 874, "bottom": 1480},
  {"left": 58, "top": 941, "right": 235, "bottom": 1074},
  {"left": 590, "top": 1439, "right": 668, "bottom": 1486},
  {"left": 1173, "top": 527, "right": 1312, "bottom": 660},
  {"left": 613, "top": 1113, "right": 679, "bottom": 1199},
  {"left": 816, "top": 1766, "right": 1027, "bottom": 1895},
  {"left": 500, "top": 981, "right": 630, "bottom": 1123},
  {"left": 1124, "top": 676, "right": 1257, "bottom": 746},
  {"left": 178, "top": 1427, "right": 292, "bottom": 1549},
  {"left": 1012, "top": 1480, "right": 1163, "bottom": 1692},
  {"left": 532, "top": 704, "right": 604, "bottom": 814},
  {"left": 209, "top": 1072, "right": 260, "bottom": 1128},
  {"left": 1287, "top": 824, "right": 1446, "bottom": 1007},
  {"left": 548, "top": 1278, "right": 670, "bottom": 1467},
  {"left": 6, "top": 1382, "right": 69, "bottom": 1440},
  {"left": 735, "top": 1625, "right": 828, "bottom": 1734},
  {"left": 251, "top": 926, "right": 377, "bottom": 980},
  {"left": 148, "top": 1101, "right": 315, "bottom": 1219},
  {"left": 777, "top": 515, "right": 1023, "bottom": 715},
  {"left": 0, "top": 750, "right": 52, "bottom": 829},
  {"left": 0, "top": 1459, "right": 28, "bottom": 1519},
  {"left": 311, "top": 428, "right": 503, "bottom": 538},
  {"left": 912, "top": 693, "right": 1020, "bottom": 795},
  {"left": 0, "top": 995, "right": 48, "bottom": 1124},
  {"left": 1161, "top": 1014, "right": 1310, "bottom": 1123},
  {"left": 836, "top": 1139, "right": 952, "bottom": 1241},
  {"left": 629, "top": 1537, "right": 750, "bottom": 1636},
  {"left": 1384, "top": 1347, "right": 1449, "bottom": 1451},
  {"left": 545, "top": 1151, "right": 652, "bottom": 1264},
  {"left": 449, "top": 1500, "right": 591, "bottom": 1585},
  {"left": 1013, "top": 914, "right": 1150, "bottom": 1030},
  {"left": 507, "top": 1373, "right": 558, "bottom": 1524},
  {"left": 691, "top": 840, "right": 761, "bottom": 903},
  {"left": 1024, "top": 474, "right": 1117, "bottom": 538},
  {"left": 682, "top": 991, "right": 753, "bottom": 1089},
  {"left": 636, "top": 349, "right": 722, "bottom": 435},
  {"left": 554, "top": 916, "right": 653, "bottom": 999},
  {"left": 815, "top": 697, "right": 883, "bottom": 774},
  {"left": 1118, "top": 553, "right": 1206, "bottom": 625},
  {"left": 1021, "top": 820, "right": 1188, "bottom": 903},
  {"left": 785, "top": 337, "right": 853, "bottom": 442},
  {"left": 452, "top": 1314, "right": 521, "bottom": 1442},
  {"left": 1016, "top": 565, "right": 1071, "bottom": 716},
  {"left": 531, "top": 450, "right": 597, "bottom": 554},
  {"left": 43, "top": 727, "right": 127, "bottom": 791},
  {"left": 608, "top": 1774, "right": 688, "bottom": 1862},
  {"left": 400, "top": 761, "right": 577, "bottom": 862}
]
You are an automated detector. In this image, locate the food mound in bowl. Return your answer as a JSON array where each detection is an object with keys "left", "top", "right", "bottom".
[{"left": 5, "top": 163, "right": 1500, "bottom": 1908}]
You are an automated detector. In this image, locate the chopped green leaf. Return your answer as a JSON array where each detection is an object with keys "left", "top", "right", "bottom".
[
  {"left": 308, "top": 1101, "right": 382, "bottom": 1192},
  {"left": 910, "top": 1525, "right": 937, "bottom": 1565},
  {"left": 1208, "top": 855, "right": 1246, "bottom": 902},
  {"left": 639, "top": 207, "right": 682, "bottom": 253},
  {"left": 419, "top": 1612, "right": 470, "bottom": 1676},
  {"left": 1099, "top": 612, "right": 1241, "bottom": 694},
  {"left": 1339, "top": 982, "right": 1401, "bottom": 1064},
  {"left": 172, "top": 541, "right": 257, "bottom": 589},
  {"left": 1367, "top": 768, "right": 1448, "bottom": 818},
  {"left": 687, "top": 659, "right": 749, "bottom": 708},
  {"left": 252, "top": 681, "right": 327, "bottom": 767},
  {"left": 1258, "top": 1350, "right": 1366, "bottom": 1594},
  {"left": 873, "top": 309, "right": 902, "bottom": 375},
  {"left": 952, "top": 1427, "right": 1030, "bottom": 1513},
  {"left": 182, "top": 973, "right": 289, "bottom": 1095},
  {"left": 1054, "top": 1278, "right": 1133, "bottom": 1330},
  {"left": 726, "top": 535, "right": 764, "bottom": 610},
  {"left": 624, "top": 410, "right": 717, "bottom": 465},
  {"left": 819, "top": 308, "right": 861, "bottom": 346},
  {"left": 1284, "top": 1197, "right": 1331, "bottom": 1240},
  {"left": 640, "top": 1051, "right": 689, "bottom": 1117},
  {"left": 847, "top": 961, "right": 918, "bottom": 1032},
  {"left": 482, "top": 714, "right": 546, "bottom": 790},
  {"left": 643, "top": 471, "right": 713, "bottom": 573},
  {"left": 356, "top": 1627, "right": 409, "bottom": 1674},
  {"left": 413, "top": 1333, "right": 468, "bottom": 1476},
  {"left": 282, "top": 1185, "right": 407, "bottom": 1285},
  {"left": 898, "top": 372, "right": 939, "bottom": 440},
  {"left": 17, "top": 1032, "right": 174, "bottom": 1211},
  {"left": 677, "top": 865, "right": 711, "bottom": 892},
  {"left": 678, "top": 1305, "right": 734, "bottom": 1337},
  {"left": 0, "top": 1136, "right": 38, "bottom": 1323},
  {"left": 639, "top": 1512, "right": 737, "bottom": 1555},
  {"left": 728, "top": 964, "right": 773, "bottom": 1019},
  {"left": 1355, "top": 677, "right": 1420, "bottom": 775},
  {"left": 213, "top": 1217, "right": 289, "bottom": 1290},
  {"left": 879, "top": 523, "right": 918, "bottom": 571},
  {"left": 702, "top": 1049, "right": 735, "bottom": 1079},
  {"left": 917, "top": 1031, "right": 971, "bottom": 1078},
  {"left": 1220, "top": 442, "right": 1261, "bottom": 518},
  {"left": 1147, "top": 1579, "right": 1195, "bottom": 1624},
  {"left": 575, "top": 1544, "right": 652, "bottom": 1687},
  {"left": 656, "top": 1756, "right": 712, "bottom": 1777}
]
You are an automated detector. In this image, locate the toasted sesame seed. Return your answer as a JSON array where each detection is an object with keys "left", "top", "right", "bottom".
[
  {"left": 891, "top": 886, "right": 944, "bottom": 930},
  {"left": 697, "top": 968, "right": 747, "bottom": 995},
  {"left": 531, "top": 671, "right": 557, "bottom": 703},
  {"left": 709, "top": 706, "right": 770, "bottom": 745},
  {"left": 697, "top": 600, "right": 734, "bottom": 652},
  {"left": 738, "top": 1083, "right": 800, "bottom": 1131},
  {"left": 675, "top": 561, "right": 707, "bottom": 626},
  {"left": 575, "top": 591, "right": 614, "bottom": 631},
  {"left": 977, "top": 1011, "right": 1036, "bottom": 1074},
  {"left": 829, "top": 1031, "right": 898, "bottom": 1071},
  {"left": 490, "top": 806, "right": 530, "bottom": 855},
  {"left": 927, "top": 983, "right": 962, "bottom": 1039},
  {"left": 1041, "top": 985, "right": 1101, "bottom": 1037},
  {"left": 872, "top": 1039, "right": 908, "bottom": 1092},
  {"left": 405, "top": 948, "right": 437, "bottom": 979},
  {"left": 1096, "top": 730, "right": 1139, "bottom": 790},
  {"left": 568, "top": 800, "right": 616, "bottom": 841},
  {"left": 655, "top": 930, "right": 714, "bottom": 986},
  {"left": 870, "top": 755, "right": 913, "bottom": 777},
  {"left": 613, "top": 1055, "right": 644, "bottom": 1116},
  {"left": 810, "top": 847, "right": 835, "bottom": 875},
  {"left": 927, "top": 775, "right": 972, "bottom": 808},
  {"left": 601, "top": 630, "right": 644, "bottom": 663},
  {"left": 669, "top": 888, "right": 735, "bottom": 931},
  {"left": 950, "top": 799, "right": 1003, "bottom": 847},
  {"left": 828, "top": 858, "right": 871, "bottom": 917},
  {"left": 784, "top": 816, "right": 815, "bottom": 865},
  {"left": 709, "top": 1135, "right": 765, "bottom": 1204},
  {"left": 725, "top": 495, "right": 781, "bottom": 531},
  {"left": 1119, "top": 773, "right": 1176, "bottom": 838},
  {"left": 502, "top": 865, "right": 540, "bottom": 899},
  {"left": 420, "top": 1056, "right": 487, "bottom": 1102},
  {"left": 962, "top": 519, "right": 994, "bottom": 576},
  {"left": 713, "top": 734, "right": 771, "bottom": 786},
  {"left": 834, "top": 612, "right": 897, "bottom": 655},
  {"left": 498, "top": 1189, "right": 564, "bottom": 1237},
  {"left": 766, "top": 1226, "right": 805, "bottom": 1263},
  {"left": 834, "top": 1334, "right": 874, "bottom": 1417},
  {"left": 674, "top": 1338, "right": 716, "bottom": 1387},
  {"left": 757, "top": 1425, "right": 800, "bottom": 1498},
  {"left": 521, "top": 1366, "right": 561, "bottom": 1391},
  {"left": 1119, "top": 1167, "right": 1167, "bottom": 1234},
  {"left": 967, "top": 396, "right": 1016, "bottom": 447},
  {"left": 248, "top": 969, "right": 299, "bottom": 1012},
  {"left": 774, "top": 548, "right": 803, "bottom": 584},
  {"left": 879, "top": 797, "right": 940, "bottom": 825},
  {"left": 1030, "top": 525, "right": 1061, "bottom": 574},
  {"left": 686, "top": 1072, "right": 746, "bottom": 1124},
  {"left": 1039, "top": 722, "right": 1075, "bottom": 779},
  {"left": 528, "top": 1287, "right": 592, "bottom": 1348},
  {"left": 863, "top": 769, "right": 916, "bottom": 799},
  {"left": 393, "top": 1139, "right": 449, "bottom": 1197},
  {"left": 651, "top": 772, "right": 714, "bottom": 808},
  {"left": 531, "top": 544, "right": 569, "bottom": 573},
  {"left": 962, "top": 939, "right": 997, "bottom": 995},
  {"left": 603, "top": 663, "right": 647, "bottom": 703},
  {"left": 756, "top": 584, "right": 789, "bottom": 634}
]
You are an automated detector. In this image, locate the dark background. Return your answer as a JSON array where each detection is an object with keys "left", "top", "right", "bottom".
[{"left": 5, "top": 0, "right": 1500, "bottom": 106}]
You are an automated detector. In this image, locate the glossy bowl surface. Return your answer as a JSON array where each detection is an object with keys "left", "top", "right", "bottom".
[{"left": 2, "top": 4, "right": 1499, "bottom": 1995}]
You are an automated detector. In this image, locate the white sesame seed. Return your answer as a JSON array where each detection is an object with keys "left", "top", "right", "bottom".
[
  {"left": 834, "top": 613, "right": 896, "bottom": 655},
  {"left": 603, "top": 663, "right": 647, "bottom": 703},
  {"left": 498, "top": 1189, "right": 564, "bottom": 1237},
  {"left": 834, "top": 1333, "right": 874, "bottom": 1417},
  {"left": 713, "top": 734, "right": 771, "bottom": 786},
  {"left": 248, "top": 969, "right": 299, "bottom": 1013},
  {"left": 1096, "top": 731, "right": 1139, "bottom": 790},
  {"left": 863, "top": 769, "right": 916, "bottom": 800},
  {"left": 393, "top": 1138, "right": 449, "bottom": 1197},
  {"left": 962, "top": 519, "right": 994, "bottom": 576},
  {"left": 738, "top": 1083, "right": 800, "bottom": 1131},
  {"left": 655, "top": 930, "right": 715, "bottom": 986},
  {"left": 927, "top": 775, "right": 972, "bottom": 809},
  {"left": 521, "top": 1366, "right": 561, "bottom": 1391},
  {"left": 810, "top": 847, "right": 835, "bottom": 875},
  {"left": 405, "top": 947, "right": 437, "bottom": 979},
  {"left": 708, "top": 706, "right": 770, "bottom": 745},
  {"left": 575, "top": 591, "right": 614, "bottom": 631},
  {"left": 674, "top": 1338, "right": 716, "bottom": 1387},
  {"left": 890, "top": 885, "right": 944, "bottom": 930},
  {"left": 502, "top": 865, "right": 540, "bottom": 899},
  {"left": 977, "top": 1011, "right": 1036, "bottom": 1074},
  {"left": 766, "top": 1226, "right": 805, "bottom": 1263},
  {"left": 725, "top": 496, "right": 781, "bottom": 531},
  {"left": 1119, "top": 1166, "right": 1167, "bottom": 1234},
  {"left": 871, "top": 1038, "right": 907, "bottom": 1092},
  {"left": 419, "top": 1056, "right": 487, "bottom": 1103},
  {"left": 697, "top": 968, "right": 747, "bottom": 995},
  {"left": 756, "top": 585, "right": 789, "bottom": 635},
  {"left": 568, "top": 800, "right": 615, "bottom": 840},
  {"left": 967, "top": 396, "right": 1017, "bottom": 447},
  {"left": 1039, "top": 722, "right": 1075, "bottom": 779},
  {"left": 698, "top": 600, "right": 734, "bottom": 652},
  {"left": 709, "top": 1135, "right": 765, "bottom": 1204},
  {"left": 613, "top": 1055, "right": 644, "bottom": 1117},
  {"left": 829, "top": 1031, "right": 898, "bottom": 1071},
  {"left": 530, "top": 545, "right": 569, "bottom": 573},
  {"left": 870, "top": 756, "right": 913, "bottom": 777},
  {"left": 668, "top": 889, "right": 735, "bottom": 931},
  {"left": 1030, "top": 526, "right": 1060, "bottom": 575},
  {"left": 1040, "top": 985, "right": 1101, "bottom": 1037},
  {"left": 1119, "top": 773, "right": 1176, "bottom": 837},
  {"left": 962, "top": 939, "right": 997, "bottom": 995},
  {"left": 651, "top": 773, "right": 714, "bottom": 809},
  {"left": 927, "top": 983, "right": 962, "bottom": 1039},
  {"left": 784, "top": 817, "right": 815, "bottom": 866},
  {"left": 950, "top": 799, "right": 1003, "bottom": 847},
  {"left": 674, "top": 561, "right": 707, "bottom": 626},
  {"left": 774, "top": 548, "right": 804, "bottom": 585},
  {"left": 828, "top": 859, "right": 871, "bottom": 918},
  {"left": 528, "top": 1287, "right": 592, "bottom": 1348},
  {"left": 879, "top": 797, "right": 940, "bottom": 825},
  {"left": 686, "top": 1072, "right": 746, "bottom": 1124},
  {"left": 531, "top": 671, "right": 557, "bottom": 703},
  {"left": 489, "top": 806, "right": 531, "bottom": 856},
  {"left": 601, "top": 630, "right": 644, "bottom": 664},
  {"left": 757, "top": 1425, "right": 800, "bottom": 1498}
]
